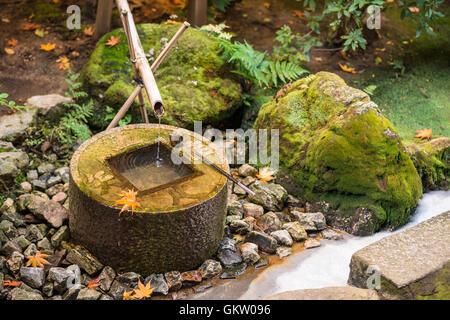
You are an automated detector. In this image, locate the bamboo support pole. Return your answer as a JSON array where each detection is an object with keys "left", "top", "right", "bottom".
[
  {"left": 116, "top": 0, "right": 164, "bottom": 118},
  {"left": 106, "top": 84, "right": 142, "bottom": 129}
]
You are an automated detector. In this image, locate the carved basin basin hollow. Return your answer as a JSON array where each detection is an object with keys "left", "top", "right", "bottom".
[{"left": 69, "top": 124, "right": 228, "bottom": 274}]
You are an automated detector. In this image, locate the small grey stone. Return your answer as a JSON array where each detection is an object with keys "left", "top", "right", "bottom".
[
  {"left": 37, "top": 163, "right": 55, "bottom": 175},
  {"left": 1, "top": 240, "right": 22, "bottom": 256},
  {"left": 42, "top": 282, "right": 54, "bottom": 297},
  {"left": 243, "top": 202, "right": 264, "bottom": 219},
  {"left": 45, "top": 184, "right": 64, "bottom": 197},
  {"left": 31, "top": 179, "right": 47, "bottom": 191},
  {"left": 77, "top": 288, "right": 102, "bottom": 300},
  {"left": 261, "top": 211, "right": 282, "bottom": 232},
  {"left": 229, "top": 219, "right": 250, "bottom": 234},
  {"left": 282, "top": 222, "right": 308, "bottom": 242},
  {"left": 108, "top": 280, "right": 131, "bottom": 300},
  {"left": 62, "top": 284, "right": 83, "bottom": 300},
  {"left": 20, "top": 181, "right": 32, "bottom": 192},
  {"left": 225, "top": 215, "right": 241, "bottom": 225},
  {"left": 118, "top": 272, "right": 141, "bottom": 288},
  {"left": 238, "top": 164, "right": 258, "bottom": 177},
  {"left": 245, "top": 231, "right": 277, "bottom": 253},
  {"left": 1, "top": 211, "right": 25, "bottom": 228},
  {"left": 27, "top": 170, "right": 38, "bottom": 182},
  {"left": 46, "top": 175, "right": 62, "bottom": 188},
  {"left": 15, "top": 235, "right": 31, "bottom": 250},
  {"left": 0, "top": 198, "right": 15, "bottom": 213},
  {"left": 218, "top": 249, "right": 242, "bottom": 268},
  {"left": 240, "top": 242, "right": 260, "bottom": 265},
  {"left": 144, "top": 274, "right": 169, "bottom": 295},
  {"left": 0, "top": 220, "right": 17, "bottom": 239},
  {"left": 11, "top": 287, "right": 43, "bottom": 300},
  {"left": 198, "top": 259, "right": 222, "bottom": 279},
  {"left": 25, "top": 224, "right": 45, "bottom": 242},
  {"left": 304, "top": 238, "right": 321, "bottom": 249},
  {"left": 37, "top": 237, "right": 52, "bottom": 250},
  {"left": 248, "top": 181, "right": 288, "bottom": 212},
  {"left": 6, "top": 251, "right": 24, "bottom": 274},
  {"left": 321, "top": 229, "right": 344, "bottom": 240},
  {"left": 291, "top": 211, "right": 327, "bottom": 231},
  {"left": 99, "top": 294, "right": 114, "bottom": 300},
  {"left": 164, "top": 271, "right": 182, "bottom": 291},
  {"left": 66, "top": 246, "right": 103, "bottom": 275},
  {"left": 227, "top": 201, "right": 244, "bottom": 218},
  {"left": 270, "top": 230, "right": 293, "bottom": 246},
  {"left": 98, "top": 266, "right": 116, "bottom": 291},
  {"left": 50, "top": 225, "right": 69, "bottom": 248},
  {"left": 218, "top": 237, "right": 236, "bottom": 252},
  {"left": 276, "top": 246, "right": 292, "bottom": 259},
  {"left": 20, "top": 267, "right": 45, "bottom": 289},
  {"left": 24, "top": 243, "right": 37, "bottom": 257}
]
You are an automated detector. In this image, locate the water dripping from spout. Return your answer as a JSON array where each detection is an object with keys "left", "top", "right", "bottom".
[{"left": 155, "top": 117, "right": 163, "bottom": 167}]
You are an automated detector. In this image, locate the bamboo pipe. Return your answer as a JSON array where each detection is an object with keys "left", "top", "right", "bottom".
[{"left": 115, "top": 0, "right": 164, "bottom": 118}]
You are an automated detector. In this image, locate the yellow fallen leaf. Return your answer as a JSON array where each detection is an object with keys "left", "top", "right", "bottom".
[
  {"left": 41, "top": 43, "right": 56, "bottom": 51},
  {"left": 1, "top": 18, "right": 10, "bottom": 23},
  {"left": 315, "top": 57, "right": 323, "bottom": 62},
  {"left": 263, "top": 2, "right": 270, "bottom": 8},
  {"left": 256, "top": 167, "right": 276, "bottom": 183},
  {"left": 5, "top": 48, "right": 15, "bottom": 55},
  {"left": 338, "top": 63, "right": 357, "bottom": 74}
]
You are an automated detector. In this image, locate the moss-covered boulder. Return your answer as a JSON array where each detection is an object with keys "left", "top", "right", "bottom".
[
  {"left": 254, "top": 72, "right": 422, "bottom": 235},
  {"left": 81, "top": 23, "right": 242, "bottom": 129},
  {"left": 406, "top": 137, "right": 449, "bottom": 191}
]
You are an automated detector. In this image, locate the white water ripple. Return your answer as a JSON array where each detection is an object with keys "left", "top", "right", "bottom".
[{"left": 240, "top": 190, "right": 450, "bottom": 299}]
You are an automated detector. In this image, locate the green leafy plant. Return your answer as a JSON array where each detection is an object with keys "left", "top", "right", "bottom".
[
  {"left": 296, "top": 0, "right": 445, "bottom": 52},
  {"left": 0, "top": 93, "right": 26, "bottom": 112},
  {"left": 207, "top": 0, "right": 234, "bottom": 20},
  {"left": 217, "top": 37, "right": 308, "bottom": 88},
  {"left": 104, "top": 106, "right": 132, "bottom": 127},
  {"left": 50, "top": 71, "right": 94, "bottom": 146},
  {"left": 272, "top": 25, "right": 322, "bottom": 62}
]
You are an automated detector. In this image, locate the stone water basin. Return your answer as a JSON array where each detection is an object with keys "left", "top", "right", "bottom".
[{"left": 69, "top": 124, "right": 229, "bottom": 275}]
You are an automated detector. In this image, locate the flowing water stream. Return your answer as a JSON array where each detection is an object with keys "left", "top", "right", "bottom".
[{"left": 190, "top": 190, "right": 450, "bottom": 299}]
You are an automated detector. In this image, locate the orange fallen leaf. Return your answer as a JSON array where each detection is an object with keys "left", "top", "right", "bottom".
[
  {"left": 231, "top": 170, "right": 239, "bottom": 176},
  {"left": 83, "top": 26, "right": 93, "bottom": 36},
  {"left": 7, "top": 38, "right": 18, "bottom": 47},
  {"left": 53, "top": 0, "right": 60, "bottom": 3},
  {"left": 263, "top": 2, "right": 271, "bottom": 8},
  {"left": 56, "top": 56, "right": 71, "bottom": 70},
  {"left": 414, "top": 128, "right": 432, "bottom": 140},
  {"left": 338, "top": 63, "right": 357, "bottom": 74},
  {"left": 293, "top": 10, "right": 305, "bottom": 19},
  {"left": 315, "top": 57, "right": 323, "bottom": 62},
  {"left": 87, "top": 277, "right": 103, "bottom": 289},
  {"left": 4, "top": 48, "right": 15, "bottom": 55},
  {"left": 113, "top": 189, "right": 142, "bottom": 215},
  {"left": 256, "top": 167, "right": 276, "bottom": 183},
  {"left": 26, "top": 251, "right": 51, "bottom": 268},
  {"left": 106, "top": 35, "right": 120, "bottom": 47},
  {"left": 2, "top": 280, "right": 21, "bottom": 287},
  {"left": 133, "top": 280, "right": 154, "bottom": 300},
  {"left": 41, "top": 43, "right": 56, "bottom": 51},
  {"left": 340, "top": 50, "right": 349, "bottom": 60},
  {"left": 1, "top": 18, "right": 10, "bottom": 23},
  {"left": 22, "top": 23, "right": 41, "bottom": 31}
]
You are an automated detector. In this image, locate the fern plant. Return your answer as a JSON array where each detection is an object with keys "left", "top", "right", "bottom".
[
  {"left": 217, "top": 37, "right": 308, "bottom": 88},
  {"left": 51, "top": 71, "right": 94, "bottom": 146}
]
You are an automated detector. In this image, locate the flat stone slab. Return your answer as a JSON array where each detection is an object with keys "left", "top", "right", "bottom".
[
  {"left": 348, "top": 211, "right": 450, "bottom": 299},
  {"left": 0, "top": 108, "right": 37, "bottom": 140},
  {"left": 263, "top": 286, "right": 380, "bottom": 300}
]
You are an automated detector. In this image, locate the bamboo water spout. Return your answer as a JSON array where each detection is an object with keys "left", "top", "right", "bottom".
[{"left": 115, "top": 0, "right": 165, "bottom": 118}]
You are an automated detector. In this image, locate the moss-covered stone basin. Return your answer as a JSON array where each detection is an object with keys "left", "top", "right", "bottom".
[{"left": 69, "top": 124, "right": 228, "bottom": 274}]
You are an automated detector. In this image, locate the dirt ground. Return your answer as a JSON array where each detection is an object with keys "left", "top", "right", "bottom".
[{"left": 0, "top": 0, "right": 410, "bottom": 116}]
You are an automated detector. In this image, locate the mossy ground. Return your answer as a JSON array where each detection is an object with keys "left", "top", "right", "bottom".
[
  {"left": 81, "top": 23, "right": 242, "bottom": 130},
  {"left": 349, "top": 6, "right": 450, "bottom": 143}
]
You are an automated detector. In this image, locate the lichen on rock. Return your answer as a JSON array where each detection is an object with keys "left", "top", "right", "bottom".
[
  {"left": 254, "top": 72, "right": 423, "bottom": 234},
  {"left": 80, "top": 23, "right": 242, "bottom": 129}
]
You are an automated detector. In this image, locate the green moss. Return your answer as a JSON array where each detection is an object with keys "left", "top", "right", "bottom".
[
  {"left": 24, "top": 2, "right": 63, "bottom": 23},
  {"left": 255, "top": 71, "right": 422, "bottom": 231},
  {"left": 81, "top": 23, "right": 242, "bottom": 129}
]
